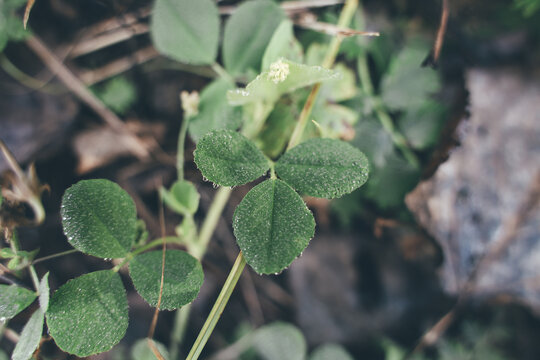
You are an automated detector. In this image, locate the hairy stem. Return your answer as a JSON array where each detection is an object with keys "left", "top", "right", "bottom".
[{"left": 186, "top": 252, "right": 247, "bottom": 360}]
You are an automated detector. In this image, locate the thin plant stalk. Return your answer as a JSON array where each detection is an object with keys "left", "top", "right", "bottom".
[
  {"left": 356, "top": 42, "right": 420, "bottom": 167},
  {"left": 186, "top": 252, "right": 247, "bottom": 360},
  {"left": 169, "top": 303, "right": 192, "bottom": 359},
  {"left": 287, "top": 0, "right": 359, "bottom": 150}
]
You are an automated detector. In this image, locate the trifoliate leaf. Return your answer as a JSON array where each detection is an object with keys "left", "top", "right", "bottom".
[
  {"left": 150, "top": 0, "right": 219, "bottom": 64},
  {"left": 194, "top": 130, "right": 269, "bottom": 187},
  {"left": 38, "top": 272, "right": 49, "bottom": 312},
  {"left": 129, "top": 250, "right": 203, "bottom": 310},
  {"left": 0, "top": 285, "right": 36, "bottom": 320},
  {"left": 131, "top": 339, "right": 170, "bottom": 360},
  {"left": 11, "top": 309, "right": 44, "bottom": 360},
  {"left": 310, "top": 344, "right": 354, "bottom": 360},
  {"left": 275, "top": 138, "right": 369, "bottom": 198},
  {"left": 223, "top": 0, "right": 285, "bottom": 76},
  {"left": 61, "top": 179, "right": 138, "bottom": 258},
  {"left": 160, "top": 180, "right": 200, "bottom": 216},
  {"left": 233, "top": 179, "right": 315, "bottom": 274},
  {"left": 228, "top": 59, "right": 340, "bottom": 106},
  {"left": 253, "top": 322, "right": 307, "bottom": 360},
  {"left": 46, "top": 270, "right": 128, "bottom": 357},
  {"left": 188, "top": 78, "right": 242, "bottom": 142}
]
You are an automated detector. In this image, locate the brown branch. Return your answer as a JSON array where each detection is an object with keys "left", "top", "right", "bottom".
[
  {"left": 25, "top": 35, "right": 150, "bottom": 160},
  {"left": 79, "top": 46, "right": 159, "bottom": 85},
  {"left": 422, "top": 0, "right": 449, "bottom": 68},
  {"left": 69, "top": 23, "right": 149, "bottom": 59}
]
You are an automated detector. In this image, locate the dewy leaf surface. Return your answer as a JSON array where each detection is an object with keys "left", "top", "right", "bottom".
[
  {"left": 222, "top": 0, "right": 284, "bottom": 76},
  {"left": 275, "top": 138, "right": 369, "bottom": 199},
  {"left": 61, "top": 179, "right": 137, "bottom": 258},
  {"left": 188, "top": 78, "right": 242, "bottom": 142},
  {"left": 11, "top": 309, "right": 44, "bottom": 360},
  {"left": 46, "top": 270, "right": 128, "bottom": 357},
  {"left": 194, "top": 130, "right": 269, "bottom": 187},
  {"left": 150, "top": 0, "right": 218, "bottom": 64},
  {"left": 0, "top": 285, "right": 36, "bottom": 320},
  {"left": 252, "top": 322, "right": 307, "bottom": 360},
  {"left": 233, "top": 179, "right": 315, "bottom": 274},
  {"left": 129, "top": 250, "right": 204, "bottom": 310}
]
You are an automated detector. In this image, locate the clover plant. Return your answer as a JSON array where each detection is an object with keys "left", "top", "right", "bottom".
[{"left": 0, "top": 0, "right": 449, "bottom": 358}]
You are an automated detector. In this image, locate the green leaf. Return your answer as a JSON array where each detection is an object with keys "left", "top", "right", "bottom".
[
  {"left": 275, "top": 138, "right": 369, "bottom": 198},
  {"left": 61, "top": 179, "right": 138, "bottom": 258},
  {"left": 150, "top": 0, "right": 219, "bottom": 64},
  {"left": 310, "top": 103, "right": 358, "bottom": 140},
  {"left": 92, "top": 77, "right": 136, "bottom": 115},
  {"left": 228, "top": 59, "right": 340, "bottom": 106},
  {"left": 131, "top": 339, "right": 170, "bottom": 360},
  {"left": 310, "top": 344, "right": 354, "bottom": 360},
  {"left": 129, "top": 250, "right": 203, "bottom": 310},
  {"left": 261, "top": 19, "right": 303, "bottom": 71},
  {"left": 160, "top": 180, "right": 200, "bottom": 216},
  {"left": 0, "top": 349, "right": 7, "bottom": 360},
  {"left": 46, "top": 270, "right": 128, "bottom": 357},
  {"left": 319, "top": 63, "right": 357, "bottom": 102},
  {"left": 233, "top": 179, "right": 315, "bottom": 274},
  {"left": 222, "top": 0, "right": 285, "bottom": 76},
  {"left": 0, "top": 285, "right": 36, "bottom": 320},
  {"left": 397, "top": 100, "right": 447, "bottom": 150},
  {"left": 252, "top": 322, "right": 307, "bottom": 360},
  {"left": 11, "top": 309, "right": 44, "bottom": 360},
  {"left": 38, "top": 272, "right": 50, "bottom": 312},
  {"left": 188, "top": 78, "right": 242, "bottom": 142},
  {"left": 194, "top": 130, "right": 269, "bottom": 187},
  {"left": 380, "top": 42, "right": 441, "bottom": 110}
]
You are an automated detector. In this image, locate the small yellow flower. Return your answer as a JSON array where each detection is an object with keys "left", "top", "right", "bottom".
[{"left": 268, "top": 59, "right": 290, "bottom": 84}]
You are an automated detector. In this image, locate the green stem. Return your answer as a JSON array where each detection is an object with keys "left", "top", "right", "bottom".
[
  {"left": 186, "top": 252, "right": 247, "bottom": 360},
  {"left": 211, "top": 62, "right": 233, "bottom": 83},
  {"left": 28, "top": 266, "right": 40, "bottom": 291},
  {"left": 357, "top": 51, "right": 420, "bottom": 168},
  {"left": 192, "top": 186, "right": 232, "bottom": 260},
  {"left": 31, "top": 249, "right": 78, "bottom": 266},
  {"left": 169, "top": 303, "right": 192, "bottom": 359},
  {"left": 177, "top": 114, "right": 190, "bottom": 181},
  {"left": 0, "top": 54, "right": 63, "bottom": 93},
  {"left": 112, "top": 237, "right": 170, "bottom": 272},
  {"left": 287, "top": 0, "right": 359, "bottom": 150}
]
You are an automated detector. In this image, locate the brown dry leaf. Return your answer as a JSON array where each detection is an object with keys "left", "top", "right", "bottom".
[
  {"left": 73, "top": 120, "right": 164, "bottom": 174},
  {"left": 406, "top": 68, "right": 540, "bottom": 311}
]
